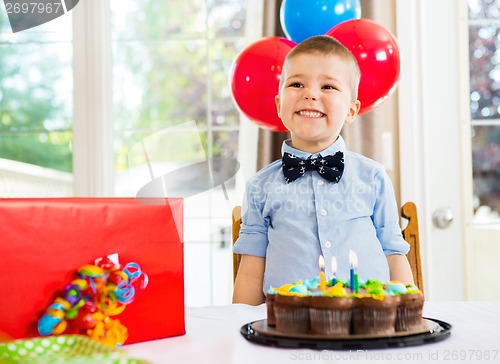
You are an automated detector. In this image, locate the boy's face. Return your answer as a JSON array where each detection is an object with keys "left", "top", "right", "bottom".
[{"left": 275, "top": 52, "right": 360, "bottom": 153}]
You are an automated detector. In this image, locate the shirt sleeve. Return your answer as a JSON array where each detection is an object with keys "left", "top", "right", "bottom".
[
  {"left": 232, "top": 179, "right": 269, "bottom": 257},
  {"left": 372, "top": 168, "right": 410, "bottom": 256}
]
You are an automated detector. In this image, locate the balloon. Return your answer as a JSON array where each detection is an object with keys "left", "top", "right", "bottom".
[
  {"left": 327, "top": 19, "right": 401, "bottom": 114},
  {"left": 229, "top": 37, "right": 296, "bottom": 132},
  {"left": 280, "top": 0, "right": 361, "bottom": 43}
]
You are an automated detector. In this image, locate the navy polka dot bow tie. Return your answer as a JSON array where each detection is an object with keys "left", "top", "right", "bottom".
[{"left": 281, "top": 151, "right": 344, "bottom": 184}]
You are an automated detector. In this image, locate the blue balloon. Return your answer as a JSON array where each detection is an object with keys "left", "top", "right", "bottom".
[{"left": 280, "top": 0, "right": 362, "bottom": 43}]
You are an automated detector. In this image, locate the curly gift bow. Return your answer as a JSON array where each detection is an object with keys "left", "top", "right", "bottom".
[{"left": 37, "top": 256, "right": 148, "bottom": 348}]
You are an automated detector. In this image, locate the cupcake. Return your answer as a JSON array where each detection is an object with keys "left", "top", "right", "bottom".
[
  {"left": 351, "top": 280, "right": 400, "bottom": 335},
  {"left": 389, "top": 283, "right": 425, "bottom": 332},
  {"left": 273, "top": 282, "right": 310, "bottom": 334},
  {"left": 265, "top": 289, "right": 277, "bottom": 326},
  {"left": 308, "top": 282, "right": 353, "bottom": 335}
]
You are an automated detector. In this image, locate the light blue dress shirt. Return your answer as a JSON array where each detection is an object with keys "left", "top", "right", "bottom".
[{"left": 233, "top": 136, "right": 409, "bottom": 293}]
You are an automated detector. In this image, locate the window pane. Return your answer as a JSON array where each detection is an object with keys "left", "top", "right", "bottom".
[
  {"left": 210, "top": 40, "right": 246, "bottom": 127},
  {"left": 208, "top": 0, "right": 247, "bottom": 38},
  {"left": 0, "top": 12, "right": 73, "bottom": 196},
  {"left": 212, "top": 130, "right": 239, "bottom": 190},
  {"left": 112, "top": 38, "right": 210, "bottom": 197},
  {"left": 0, "top": 41, "right": 73, "bottom": 172},
  {"left": 469, "top": 24, "right": 500, "bottom": 120},
  {"left": 111, "top": 0, "right": 206, "bottom": 40},
  {"left": 112, "top": 40, "right": 208, "bottom": 131},
  {"left": 213, "top": 130, "right": 239, "bottom": 159},
  {"left": 114, "top": 125, "right": 208, "bottom": 196},
  {"left": 0, "top": 130, "right": 72, "bottom": 172},
  {"left": 471, "top": 125, "right": 500, "bottom": 221},
  {"left": 468, "top": 0, "right": 500, "bottom": 19}
]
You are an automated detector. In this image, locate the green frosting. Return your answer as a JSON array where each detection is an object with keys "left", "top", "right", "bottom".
[
  {"left": 327, "top": 278, "right": 346, "bottom": 287},
  {"left": 359, "top": 279, "right": 385, "bottom": 296}
]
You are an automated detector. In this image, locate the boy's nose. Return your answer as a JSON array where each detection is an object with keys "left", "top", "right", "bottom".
[{"left": 304, "top": 89, "right": 318, "bottom": 101}]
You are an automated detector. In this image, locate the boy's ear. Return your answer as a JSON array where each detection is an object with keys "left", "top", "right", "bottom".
[
  {"left": 275, "top": 95, "right": 281, "bottom": 117},
  {"left": 345, "top": 100, "right": 361, "bottom": 124}
]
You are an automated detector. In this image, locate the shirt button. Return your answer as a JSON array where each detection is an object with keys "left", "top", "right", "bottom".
[
  {"left": 318, "top": 179, "right": 324, "bottom": 186},
  {"left": 324, "top": 240, "right": 332, "bottom": 248},
  {"left": 320, "top": 209, "right": 327, "bottom": 216}
]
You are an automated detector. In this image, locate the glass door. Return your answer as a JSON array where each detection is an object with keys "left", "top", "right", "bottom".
[{"left": 468, "top": 0, "right": 500, "bottom": 224}]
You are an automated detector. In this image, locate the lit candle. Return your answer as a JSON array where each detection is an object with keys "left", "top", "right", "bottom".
[
  {"left": 349, "top": 250, "right": 359, "bottom": 293},
  {"left": 330, "top": 256, "right": 337, "bottom": 286},
  {"left": 318, "top": 255, "right": 327, "bottom": 293}
]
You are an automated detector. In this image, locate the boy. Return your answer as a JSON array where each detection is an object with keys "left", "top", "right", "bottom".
[{"left": 233, "top": 35, "right": 413, "bottom": 305}]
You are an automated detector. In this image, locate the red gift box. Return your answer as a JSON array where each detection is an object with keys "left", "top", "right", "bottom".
[{"left": 0, "top": 197, "right": 185, "bottom": 344}]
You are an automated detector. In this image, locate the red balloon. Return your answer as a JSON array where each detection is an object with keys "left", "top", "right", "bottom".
[
  {"left": 327, "top": 19, "right": 401, "bottom": 114},
  {"left": 230, "top": 37, "right": 296, "bottom": 132}
]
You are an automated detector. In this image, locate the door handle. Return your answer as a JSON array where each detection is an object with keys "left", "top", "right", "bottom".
[{"left": 432, "top": 208, "right": 454, "bottom": 229}]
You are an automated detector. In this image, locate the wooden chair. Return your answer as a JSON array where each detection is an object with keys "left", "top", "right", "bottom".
[
  {"left": 232, "top": 205, "right": 243, "bottom": 284},
  {"left": 400, "top": 201, "right": 424, "bottom": 294},
  {"left": 232, "top": 201, "right": 424, "bottom": 293}
]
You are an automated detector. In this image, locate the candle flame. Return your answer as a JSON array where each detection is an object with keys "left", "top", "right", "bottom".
[
  {"left": 331, "top": 256, "right": 337, "bottom": 274},
  {"left": 318, "top": 255, "right": 325, "bottom": 269},
  {"left": 349, "top": 250, "right": 358, "bottom": 269}
]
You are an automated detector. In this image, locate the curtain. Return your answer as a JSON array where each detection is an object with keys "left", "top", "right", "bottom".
[{"left": 340, "top": 0, "right": 383, "bottom": 162}]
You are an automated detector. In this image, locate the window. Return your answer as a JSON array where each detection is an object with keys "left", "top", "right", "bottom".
[
  {"left": 468, "top": 0, "right": 500, "bottom": 223},
  {"left": 0, "top": 0, "right": 262, "bottom": 305},
  {"left": 0, "top": 12, "right": 73, "bottom": 196}
]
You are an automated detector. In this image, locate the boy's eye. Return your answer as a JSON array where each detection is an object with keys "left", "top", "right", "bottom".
[
  {"left": 289, "top": 82, "right": 302, "bottom": 88},
  {"left": 322, "top": 85, "right": 337, "bottom": 90}
]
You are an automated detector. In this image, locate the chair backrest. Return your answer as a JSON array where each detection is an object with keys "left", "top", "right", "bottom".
[
  {"left": 232, "top": 201, "right": 424, "bottom": 293},
  {"left": 400, "top": 201, "right": 424, "bottom": 294},
  {"left": 232, "top": 205, "right": 242, "bottom": 283}
]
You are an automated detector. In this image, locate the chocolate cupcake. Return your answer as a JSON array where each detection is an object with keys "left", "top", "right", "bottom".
[
  {"left": 351, "top": 280, "right": 400, "bottom": 335},
  {"left": 265, "top": 291, "right": 276, "bottom": 326},
  {"left": 309, "top": 284, "right": 353, "bottom": 335},
  {"left": 395, "top": 284, "right": 425, "bottom": 332},
  {"left": 273, "top": 294, "right": 311, "bottom": 334},
  {"left": 351, "top": 294, "right": 400, "bottom": 335}
]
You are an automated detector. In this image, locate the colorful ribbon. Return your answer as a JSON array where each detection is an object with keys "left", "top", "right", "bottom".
[{"left": 37, "top": 255, "right": 148, "bottom": 348}]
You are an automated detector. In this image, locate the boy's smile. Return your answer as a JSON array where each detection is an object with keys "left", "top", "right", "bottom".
[{"left": 295, "top": 109, "right": 326, "bottom": 118}]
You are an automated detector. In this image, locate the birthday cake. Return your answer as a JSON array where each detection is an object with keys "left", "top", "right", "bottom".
[{"left": 267, "top": 278, "right": 425, "bottom": 336}]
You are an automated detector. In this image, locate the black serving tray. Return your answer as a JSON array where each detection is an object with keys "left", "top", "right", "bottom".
[{"left": 240, "top": 317, "right": 451, "bottom": 350}]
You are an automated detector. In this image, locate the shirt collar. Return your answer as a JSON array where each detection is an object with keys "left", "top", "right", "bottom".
[{"left": 281, "top": 135, "right": 346, "bottom": 159}]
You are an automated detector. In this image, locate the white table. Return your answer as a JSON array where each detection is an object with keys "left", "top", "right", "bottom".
[{"left": 125, "top": 301, "right": 500, "bottom": 364}]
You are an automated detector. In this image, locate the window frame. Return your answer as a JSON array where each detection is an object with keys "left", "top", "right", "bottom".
[{"left": 72, "top": 0, "right": 113, "bottom": 196}]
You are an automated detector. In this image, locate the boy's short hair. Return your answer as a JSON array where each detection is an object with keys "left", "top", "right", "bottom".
[{"left": 279, "top": 35, "right": 361, "bottom": 101}]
